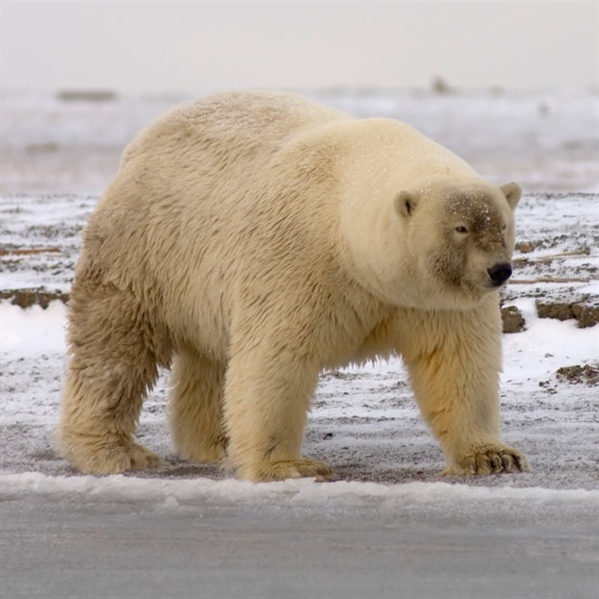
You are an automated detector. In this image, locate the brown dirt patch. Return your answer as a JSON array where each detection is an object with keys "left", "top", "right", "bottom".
[
  {"left": 556, "top": 364, "right": 599, "bottom": 386},
  {"left": 0, "top": 288, "right": 69, "bottom": 309}
]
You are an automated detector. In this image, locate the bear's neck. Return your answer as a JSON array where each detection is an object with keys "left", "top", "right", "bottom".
[{"left": 337, "top": 191, "right": 418, "bottom": 308}]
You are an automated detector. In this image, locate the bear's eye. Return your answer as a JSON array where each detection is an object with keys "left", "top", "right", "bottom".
[
  {"left": 501, "top": 224, "right": 507, "bottom": 231},
  {"left": 455, "top": 225, "right": 469, "bottom": 234}
]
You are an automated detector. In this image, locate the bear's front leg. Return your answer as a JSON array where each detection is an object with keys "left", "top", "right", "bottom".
[
  {"left": 398, "top": 301, "right": 529, "bottom": 476},
  {"left": 222, "top": 347, "right": 333, "bottom": 482}
]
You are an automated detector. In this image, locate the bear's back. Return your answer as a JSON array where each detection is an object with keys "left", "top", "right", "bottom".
[{"left": 120, "top": 91, "right": 350, "bottom": 170}]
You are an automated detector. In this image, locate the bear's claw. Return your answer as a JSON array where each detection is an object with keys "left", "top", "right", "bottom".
[{"left": 443, "top": 445, "right": 530, "bottom": 476}]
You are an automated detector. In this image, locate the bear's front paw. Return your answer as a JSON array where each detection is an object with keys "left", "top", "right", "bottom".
[
  {"left": 238, "top": 457, "right": 334, "bottom": 482},
  {"left": 443, "top": 444, "right": 530, "bottom": 476}
]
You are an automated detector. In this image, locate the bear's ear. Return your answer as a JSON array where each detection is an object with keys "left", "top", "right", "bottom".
[
  {"left": 394, "top": 191, "right": 418, "bottom": 218},
  {"left": 500, "top": 182, "right": 522, "bottom": 210}
]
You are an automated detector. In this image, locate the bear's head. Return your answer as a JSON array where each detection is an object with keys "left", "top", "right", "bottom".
[
  {"left": 341, "top": 176, "right": 521, "bottom": 310},
  {"left": 392, "top": 179, "right": 521, "bottom": 309}
]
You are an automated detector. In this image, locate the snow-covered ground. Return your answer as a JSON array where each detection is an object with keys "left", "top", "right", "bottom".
[{"left": 1, "top": 89, "right": 597, "bottom": 598}]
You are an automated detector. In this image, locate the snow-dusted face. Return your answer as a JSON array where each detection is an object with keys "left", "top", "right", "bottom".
[
  {"left": 396, "top": 181, "right": 520, "bottom": 305},
  {"left": 432, "top": 185, "right": 519, "bottom": 299}
]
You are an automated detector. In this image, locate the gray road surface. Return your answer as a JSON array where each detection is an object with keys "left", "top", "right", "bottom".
[{"left": 1, "top": 493, "right": 597, "bottom": 599}]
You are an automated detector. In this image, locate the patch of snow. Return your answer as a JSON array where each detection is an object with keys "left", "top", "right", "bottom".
[{"left": 0, "top": 301, "right": 67, "bottom": 357}]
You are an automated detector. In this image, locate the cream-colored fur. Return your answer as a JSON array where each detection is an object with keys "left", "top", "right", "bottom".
[{"left": 57, "top": 91, "right": 528, "bottom": 481}]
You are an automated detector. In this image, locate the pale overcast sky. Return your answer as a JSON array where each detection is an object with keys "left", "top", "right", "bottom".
[{"left": 1, "top": 1, "right": 597, "bottom": 93}]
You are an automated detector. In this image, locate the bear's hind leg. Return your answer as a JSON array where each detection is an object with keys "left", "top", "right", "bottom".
[
  {"left": 169, "top": 351, "right": 227, "bottom": 464},
  {"left": 58, "top": 285, "right": 171, "bottom": 474}
]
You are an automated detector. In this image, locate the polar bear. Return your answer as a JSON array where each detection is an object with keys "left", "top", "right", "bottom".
[{"left": 58, "top": 90, "right": 528, "bottom": 482}]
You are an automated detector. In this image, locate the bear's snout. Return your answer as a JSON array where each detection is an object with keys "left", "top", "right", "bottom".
[{"left": 487, "top": 262, "right": 512, "bottom": 286}]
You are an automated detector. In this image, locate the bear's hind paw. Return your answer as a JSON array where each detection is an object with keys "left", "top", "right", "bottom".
[
  {"left": 59, "top": 433, "right": 163, "bottom": 475},
  {"left": 175, "top": 435, "right": 228, "bottom": 465}
]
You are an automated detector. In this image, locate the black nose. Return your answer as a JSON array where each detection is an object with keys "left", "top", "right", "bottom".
[{"left": 487, "top": 262, "right": 512, "bottom": 286}]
